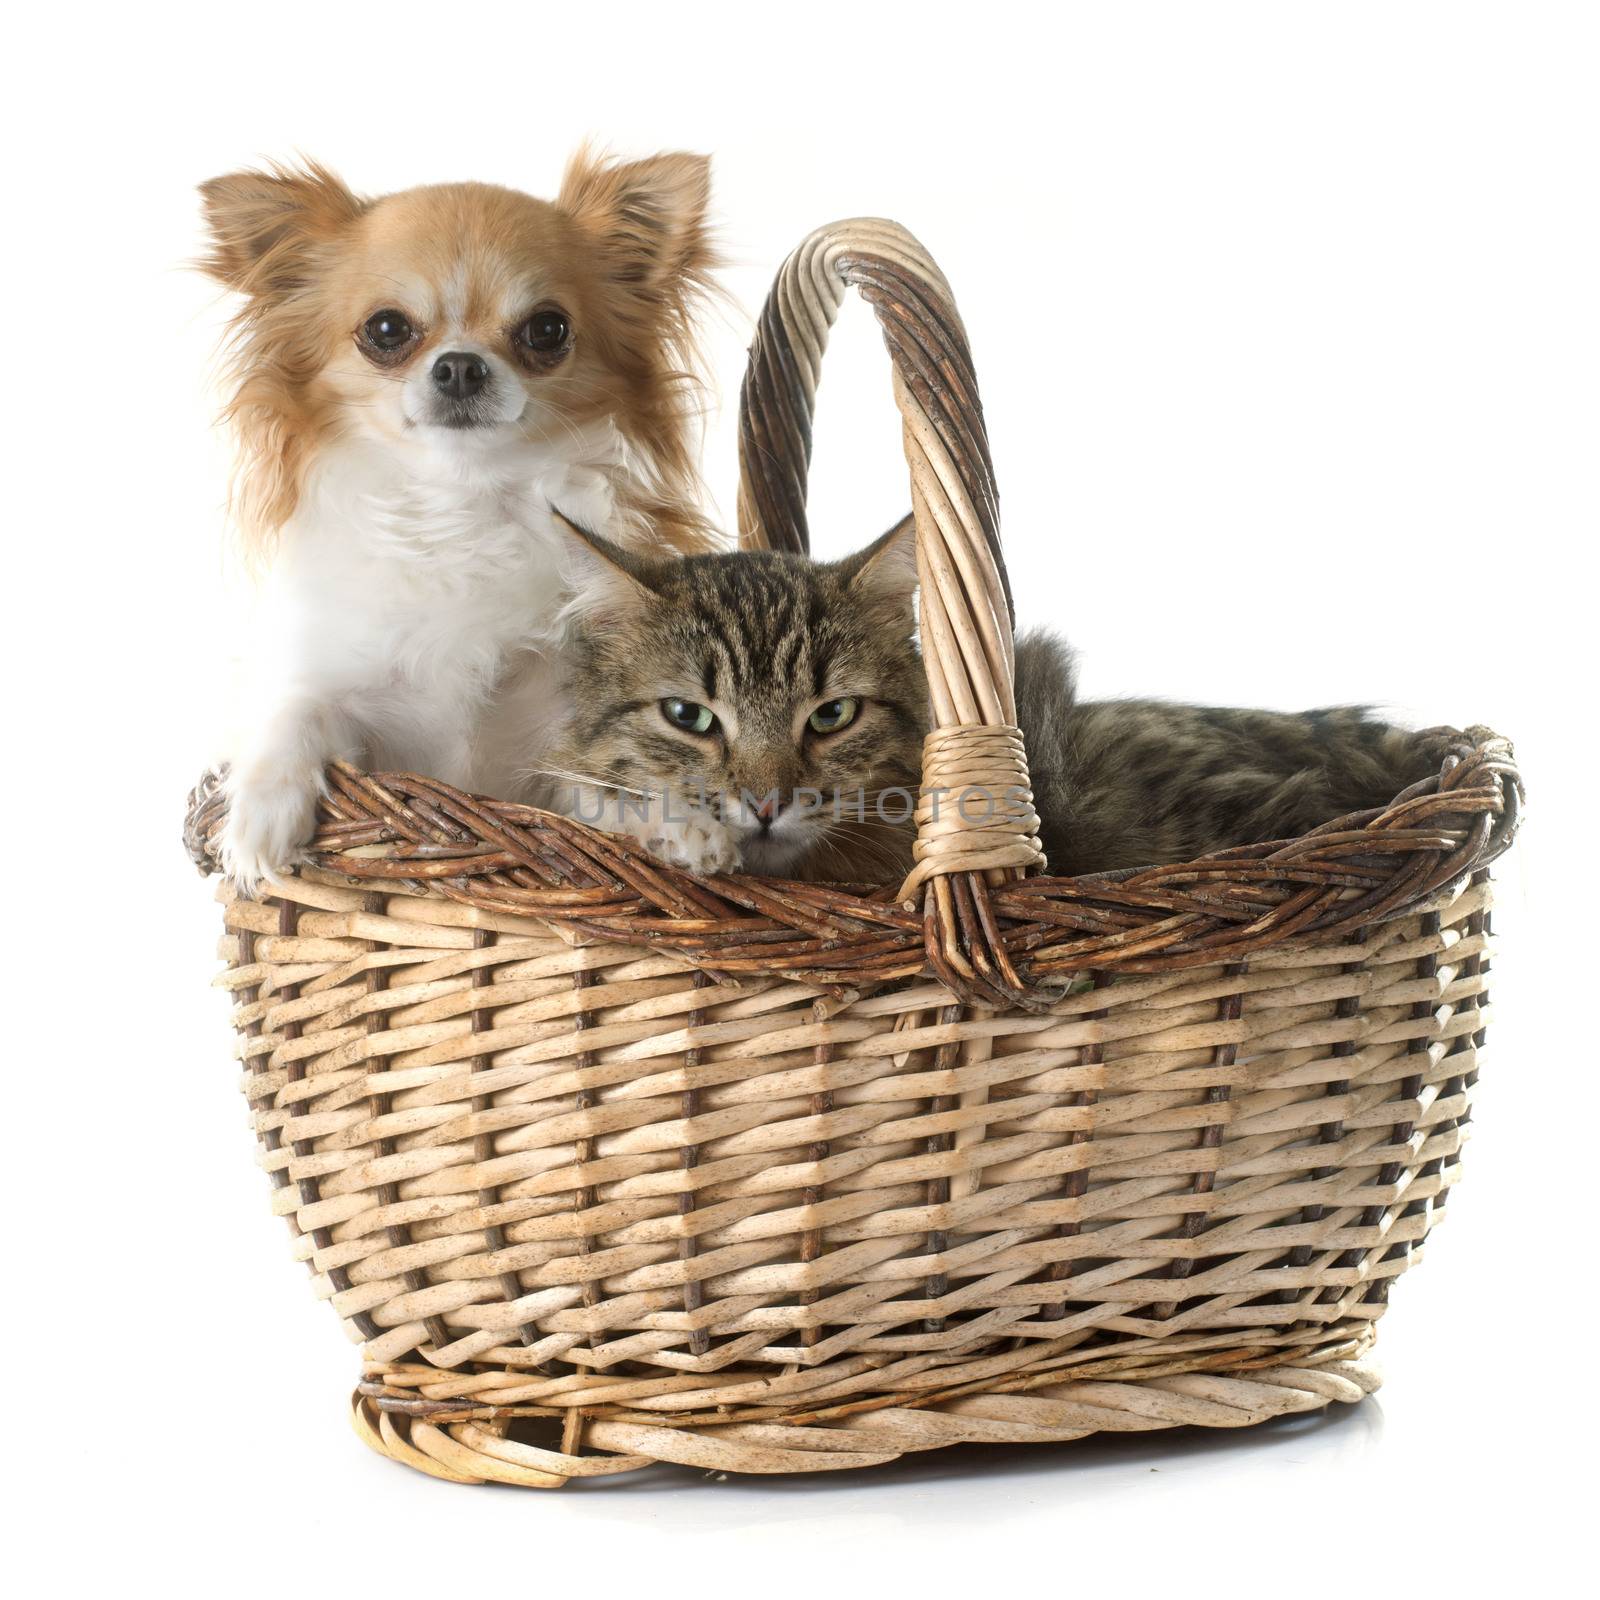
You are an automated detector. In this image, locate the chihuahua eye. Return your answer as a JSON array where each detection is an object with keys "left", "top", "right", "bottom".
[
  {"left": 516, "top": 308, "right": 571, "bottom": 355},
  {"left": 808, "top": 697, "right": 860, "bottom": 735},
  {"left": 360, "top": 309, "right": 416, "bottom": 357},
  {"left": 661, "top": 698, "right": 716, "bottom": 735}
]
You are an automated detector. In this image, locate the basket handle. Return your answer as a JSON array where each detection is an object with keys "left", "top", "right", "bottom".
[{"left": 737, "top": 219, "right": 1047, "bottom": 1008}]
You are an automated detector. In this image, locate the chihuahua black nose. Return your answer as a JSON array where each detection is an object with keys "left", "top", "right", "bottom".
[{"left": 431, "top": 352, "right": 490, "bottom": 399}]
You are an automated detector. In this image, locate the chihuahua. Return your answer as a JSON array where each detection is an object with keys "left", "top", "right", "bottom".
[{"left": 200, "top": 148, "right": 719, "bottom": 889}]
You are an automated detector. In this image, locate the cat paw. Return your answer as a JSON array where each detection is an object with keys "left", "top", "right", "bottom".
[
  {"left": 221, "top": 769, "right": 321, "bottom": 895},
  {"left": 639, "top": 814, "right": 741, "bottom": 876}
]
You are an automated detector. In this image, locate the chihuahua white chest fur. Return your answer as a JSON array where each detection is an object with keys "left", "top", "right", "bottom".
[{"left": 224, "top": 433, "right": 619, "bottom": 885}]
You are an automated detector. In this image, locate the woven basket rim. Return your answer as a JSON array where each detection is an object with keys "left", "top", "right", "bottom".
[{"left": 184, "top": 727, "right": 1521, "bottom": 997}]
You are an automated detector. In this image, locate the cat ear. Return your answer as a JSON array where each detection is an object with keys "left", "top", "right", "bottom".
[
  {"left": 557, "top": 146, "right": 715, "bottom": 300},
  {"left": 550, "top": 508, "right": 661, "bottom": 625},
  {"left": 198, "top": 160, "right": 365, "bottom": 295},
  {"left": 839, "top": 514, "right": 920, "bottom": 606}
]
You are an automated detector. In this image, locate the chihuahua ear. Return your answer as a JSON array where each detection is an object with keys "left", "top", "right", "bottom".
[
  {"left": 557, "top": 146, "right": 715, "bottom": 296},
  {"left": 839, "top": 514, "right": 920, "bottom": 607},
  {"left": 551, "top": 508, "right": 663, "bottom": 626},
  {"left": 198, "top": 160, "right": 365, "bottom": 294}
]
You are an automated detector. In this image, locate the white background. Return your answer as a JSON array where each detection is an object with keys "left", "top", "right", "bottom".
[{"left": 7, "top": 3, "right": 1594, "bottom": 1592}]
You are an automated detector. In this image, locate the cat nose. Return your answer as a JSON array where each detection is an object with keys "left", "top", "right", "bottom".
[
  {"left": 753, "top": 794, "right": 786, "bottom": 829},
  {"left": 431, "top": 351, "right": 490, "bottom": 399}
]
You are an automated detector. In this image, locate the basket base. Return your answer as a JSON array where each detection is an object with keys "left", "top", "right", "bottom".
[{"left": 350, "top": 1343, "right": 1383, "bottom": 1488}]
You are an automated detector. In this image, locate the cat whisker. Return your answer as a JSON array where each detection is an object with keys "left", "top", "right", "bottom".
[{"left": 522, "top": 763, "right": 649, "bottom": 799}]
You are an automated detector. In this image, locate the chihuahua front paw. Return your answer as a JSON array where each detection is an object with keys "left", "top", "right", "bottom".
[
  {"left": 221, "top": 769, "right": 322, "bottom": 894},
  {"left": 640, "top": 813, "right": 741, "bottom": 876}
]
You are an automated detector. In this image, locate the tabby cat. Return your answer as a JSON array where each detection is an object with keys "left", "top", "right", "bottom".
[{"left": 530, "top": 517, "right": 1456, "bottom": 881}]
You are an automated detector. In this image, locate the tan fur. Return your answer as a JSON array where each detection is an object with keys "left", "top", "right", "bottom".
[{"left": 199, "top": 151, "right": 720, "bottom": 561}]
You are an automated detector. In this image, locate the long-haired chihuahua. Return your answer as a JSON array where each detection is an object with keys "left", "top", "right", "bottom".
[{"left": 200, "top": 147, "right": 719, "bottom": 889}]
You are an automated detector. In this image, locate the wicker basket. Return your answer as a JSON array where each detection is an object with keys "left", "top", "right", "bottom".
[{"left": 186, "top": 219, "right": 1522, "bottom": 1487}]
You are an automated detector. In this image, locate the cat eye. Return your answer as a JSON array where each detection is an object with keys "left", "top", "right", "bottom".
[
  {"left": 515, "top": 307, "right": 572, "bottom": 356},
  {"left": 661, "top": 698, "right": 717, "bottom": 735},
  {"left": 808, "top": 697, "right": 860, "bottom": 735},
  {"left": 360, "top": 309, "right": 416, "bottom": 358}
]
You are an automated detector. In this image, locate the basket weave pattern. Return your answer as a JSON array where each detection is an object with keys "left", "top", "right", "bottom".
[{"left": 188, "top": 221, "right": 1521, "bottom": 1485}]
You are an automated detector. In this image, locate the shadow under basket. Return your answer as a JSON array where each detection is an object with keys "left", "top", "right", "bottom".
[{"left": 185, "top": 219, "right": 1524, "bottom": 1486}]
